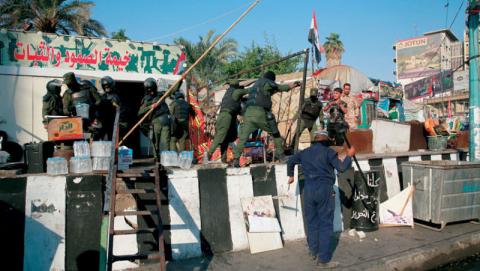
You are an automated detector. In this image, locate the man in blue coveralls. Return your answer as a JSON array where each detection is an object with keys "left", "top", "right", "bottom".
[{"left": 287, "top": 130, "right": 355, "bottom": 269}]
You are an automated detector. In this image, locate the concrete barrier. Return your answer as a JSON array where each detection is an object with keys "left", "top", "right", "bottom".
[{"left": 0, "top": 149, "right": 460, "bottom": 270}]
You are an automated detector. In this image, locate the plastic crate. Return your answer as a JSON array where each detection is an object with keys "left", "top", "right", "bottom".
[{"left": 427, "top": 136, "right": 448, "bottom": 151}]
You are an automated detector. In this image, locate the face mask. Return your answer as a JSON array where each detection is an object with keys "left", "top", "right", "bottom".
[{"left": 103, "top": 85, "right": 112, "bottom": 93}]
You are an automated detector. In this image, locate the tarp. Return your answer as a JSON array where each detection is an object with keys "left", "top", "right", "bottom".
[{"left": 313, "top": 65, "right": 374, "bottom": 93}]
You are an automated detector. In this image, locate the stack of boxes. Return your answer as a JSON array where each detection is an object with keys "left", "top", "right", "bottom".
[
  {"left": 70, "top": 141, "right": 92, "bottom": 174},
  {"left": 91, "top": 141, "right": 112, "bottom": 171}
]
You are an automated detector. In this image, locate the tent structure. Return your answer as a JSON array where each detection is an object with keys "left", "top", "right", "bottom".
[{"left": 313, "top": 65, "right": 375, "bottom": 93}]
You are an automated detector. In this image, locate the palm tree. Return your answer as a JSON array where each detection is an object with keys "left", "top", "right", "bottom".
[
  {"left": 174, "top": 30, "right": 238, "bottom": 87},
  {"left": 111, "top": 29, "right": 129, "bottom": 41},
  {"left": 323, "top": 33, "right": 345, "bottom": 67},
  {"left": 0, "top": 0, "right": 106, "bottom": 37}
]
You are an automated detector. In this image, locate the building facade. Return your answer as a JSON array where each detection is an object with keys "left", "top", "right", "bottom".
[{"left": 394, "top": 29, "right": 469, "bottom": 118}]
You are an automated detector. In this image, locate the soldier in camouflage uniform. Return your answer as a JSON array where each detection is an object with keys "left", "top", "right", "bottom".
[
  {"left": 233, "top": 71, "right": 301, "bottom": 167},
  {"left": 42, "top": 79, "right": 63, "bottom": 128},
  {"left": 292, "top": 87, "right": 323, "bottom": 146},
  {"left": 138, "top": 78, "right": 171, "bottom": 157},
  {"left": 170, "top": 91, "right": 194, "bottom": 152},
  {"left": 62, "top": 72, "right": 101, "bottom": 118},
  {"left": 207, "top": 80, "right": 245, "bottom": 163},
  {"left": 95, "top": 76, "right": 124, "bottom": 140},
  {"left": 323, "top": 87, "right": 348, "bottom": 146},
  {"left": 341, "top": 83, "right": 359, "bottom": 129}
]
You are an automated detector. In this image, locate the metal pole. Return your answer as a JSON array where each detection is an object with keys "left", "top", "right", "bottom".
[
  {"left": 119, "top": 0, "right": 260, "bottom": 145},
  {"left": 468, "top": 0, "right": 480, "bottom": 161},
  {"left": 294, "top": 48, "right": 310, "bottom": 151},
  {"left": 208, "top": 49, "right": 307, "bottom": 89}
]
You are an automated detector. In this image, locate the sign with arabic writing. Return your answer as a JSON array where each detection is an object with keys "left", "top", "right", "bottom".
[{"left": 0, "top": 30, "right": 183, "bottom": 75}]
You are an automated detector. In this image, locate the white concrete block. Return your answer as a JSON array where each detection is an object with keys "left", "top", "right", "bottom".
[
  {"left": 226, "top": 168, "right": 253, "bottom": 251},
  {"left": 112, "top": 215, "right": 139, "bottom": 270},
  {"left": 274, "top": 165, "right": 305, "bottom": 240},
  {"left": 354, "top": 160, "right": 370, "bottom": 172},
  {"left": 24, "top": 176, "right": 66, "bottom": 271},
  {"left": 168, "top": 177, "right": 202, "bottom": 260},
  {"left": 333, "top": 174, "right": 343, "bottom": 232},
  {"left": 371, "top": 120, "right": 411, "bottom": 153},
  {"left": 409, "top": 156, "right": 422, "bottom": 161},
  {"left": 383, "top": 158, "right": 401, "bottom": 198},
  {"left": 450, "top": 153, "right": 458, "bottom": 161},
  {"left": 431, "top": 154, "right": 442, "bottom": 161},
  {"left": 167, "top": 168, "right": 198, "bottom": 179}
]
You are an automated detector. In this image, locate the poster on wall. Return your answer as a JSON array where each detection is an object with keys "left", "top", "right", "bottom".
[
  {"left": 0, "top": 30, "right": 183, "bottom": 75},
  {"left": 404, "top": 70, "right": 453, "bottom": 99},
  {"left": 378, "top": 81, "right": 403, "bottom": 99},
  {"left": 396, "top": 34, "right": 442, "bottom": 79},
  {"left": 453, "top": 70, "right": 468, "bottom": 92}
]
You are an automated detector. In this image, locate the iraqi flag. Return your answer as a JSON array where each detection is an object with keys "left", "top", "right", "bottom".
[
  {"left": 174, "top": 51, "right": 186, "bottom": 75},
  {"left": 308, "top": 11, "right": 322, "bottom": 65}
]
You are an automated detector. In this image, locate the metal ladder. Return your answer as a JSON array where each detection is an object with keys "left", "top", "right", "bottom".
[{"left": 106, "top": 165, "right": 166, "bottom": 271}]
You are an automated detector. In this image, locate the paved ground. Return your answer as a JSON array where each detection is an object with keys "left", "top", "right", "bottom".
[{"left": 135, "top": 222, "right": 480, "bottom": 271}]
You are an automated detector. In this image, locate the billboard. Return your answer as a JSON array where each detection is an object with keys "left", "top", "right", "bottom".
[
  {"left": 378, "top": 81, "right": 403, "bottom": 99},
  {"left": 396, "top": 34, "right": 442, "bottom": 79},
  {"left": 0, "top": 30, "right": 183, "bottom": 75},
  {"left": 404, "top": 70, "right": 453, "bottom": 99},
  {"left": 453, "top": 70, "right": 468, "bottom": 91}
]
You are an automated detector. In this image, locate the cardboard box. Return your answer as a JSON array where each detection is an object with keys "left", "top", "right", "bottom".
[{"left": 47, "top": 117, "right": 83, "bottom": 141}]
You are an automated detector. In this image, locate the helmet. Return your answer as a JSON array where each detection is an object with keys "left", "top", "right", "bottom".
[
  {"left": 63, "top": 72, "right": 77, "bottom": 87},
  {"left": 47, "top": 79, "right": 62, "bottom": 95},
  {"left": 175, "top": 92, "right": 185, "bottom": 99},
  {"left": 310, "top": 88, "right": 319, "bottom": 97},
  {"left": 144, "top": 78, "right": 157, "bottom": 94},
  {"left": 263, "top": 71, "right": 276, "bottom": 81},
  {"left": 100, "top": 76, "right": 115, "bottom": 92}
]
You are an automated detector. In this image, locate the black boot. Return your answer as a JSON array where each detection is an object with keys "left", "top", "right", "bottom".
[{"left": 233, "top": 158, "right": 240, "bottom": 168}]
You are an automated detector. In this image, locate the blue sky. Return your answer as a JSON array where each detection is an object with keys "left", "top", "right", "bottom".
[{"left": 92, "top": 0, "right": 466, "bottom": 82}]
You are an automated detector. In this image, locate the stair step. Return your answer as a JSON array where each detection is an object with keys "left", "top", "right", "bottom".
[
  {"left": 116, "top": 188, "right": 157, "bottom": 194},
  {"left": 112, "top": 252, "right": 162, "bottom": 262},
  {"left": 117, "top": 172, "right": 156, "bottom": 178},
  {"left": 115, "top": 210, "right": 156, "bottom": 216},
  {"left": 114, "top": 228, "right": 158, "bottom": 235}
]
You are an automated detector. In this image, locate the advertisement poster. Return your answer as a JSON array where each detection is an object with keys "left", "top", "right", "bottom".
[
  {"left": 404, "top": 70, "right": 453, "bottom": 99},
  {"left": 396, "top": 34, "right": 442, "bottom": 79}
]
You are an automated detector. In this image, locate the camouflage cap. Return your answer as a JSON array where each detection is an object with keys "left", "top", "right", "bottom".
[{"left": 310, "top": 88, "right": 319, "bottom": 96}]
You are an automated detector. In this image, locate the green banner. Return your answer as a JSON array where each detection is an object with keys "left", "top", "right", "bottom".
[{"left": 0, "top": 30, "right": 182, "bottom": 75}]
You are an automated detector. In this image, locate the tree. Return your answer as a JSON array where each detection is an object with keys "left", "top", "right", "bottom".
[
  {"left": 223, "top": 40, "right": 301, "bottom": 79},
  {"left": 174, "top": 30, "right": 238, "bottom": 87},
  {"left": 0, "top": 0, "right": 106, "bottom": 37},
  {"left": 323, "top": 33, "right": 344, "bottom": 67},
  {"left": 111, "top": 29, "right": 129, "bottom": 41}
]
